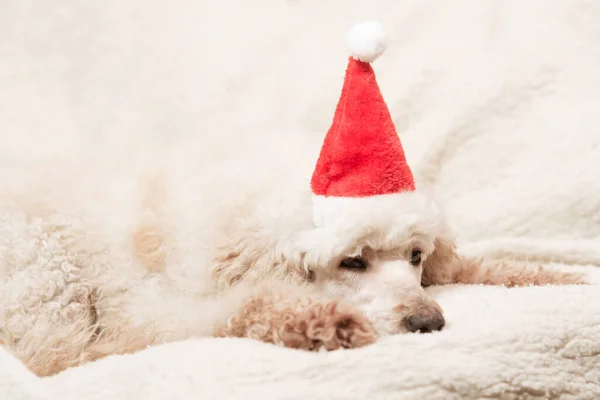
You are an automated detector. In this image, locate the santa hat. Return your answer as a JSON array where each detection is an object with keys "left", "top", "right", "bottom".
[{"left": 310, "top": 21, "right": 417, "bottom": 228}]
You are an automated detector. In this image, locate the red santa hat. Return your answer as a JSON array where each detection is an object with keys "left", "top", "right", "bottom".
[{"left": 310, "top": 21, "right": 417, "bottom": 228}]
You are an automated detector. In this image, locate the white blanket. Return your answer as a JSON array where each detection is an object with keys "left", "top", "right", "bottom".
[
  {"left": 2, "top": 285, "right": 600, "bottom": 400},
  {"left": 2, "top": 0, "right": 600, "bottom": 398}
]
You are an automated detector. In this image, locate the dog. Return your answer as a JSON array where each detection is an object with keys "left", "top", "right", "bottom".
[
  {"left": 0, "top": 21, "right": 586, "bottom": 377},
  {"left": 0, "top": 156, "right": 585, "bottom": 377}
]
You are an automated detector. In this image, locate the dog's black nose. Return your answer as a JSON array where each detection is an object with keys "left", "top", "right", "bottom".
[{"left": 404, "top": 312, "right": 445, "bottom": 333}]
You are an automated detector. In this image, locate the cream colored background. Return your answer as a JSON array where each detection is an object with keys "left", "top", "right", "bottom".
[{"left": 1, "top": 0, "right": 600, "bottom": 398}]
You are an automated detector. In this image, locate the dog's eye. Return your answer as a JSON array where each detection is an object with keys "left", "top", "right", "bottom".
[
  {"left": 339, "top": 257, "right": 367, "bottom": 271},
  {"left": 410, "top": 250, "right": 422, "bottom": 266}
]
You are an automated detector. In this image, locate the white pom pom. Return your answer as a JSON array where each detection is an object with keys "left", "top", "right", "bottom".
[{"left": 347, "top": 20, "right": 387, "bottom": 63}]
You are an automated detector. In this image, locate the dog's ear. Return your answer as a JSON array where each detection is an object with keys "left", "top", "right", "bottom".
[
  {"left": 212, "top": 226, "right": 314, "bottom": 290},
  {"left": 421, "top": 224, "right": 459, "bottom": 287}
]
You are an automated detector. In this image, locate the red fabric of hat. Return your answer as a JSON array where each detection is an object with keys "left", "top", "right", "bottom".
[{"left": 310, "top": 21, "right": 415, "bottom": 200}]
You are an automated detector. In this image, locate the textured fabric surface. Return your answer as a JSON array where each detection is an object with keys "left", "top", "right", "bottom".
[
  {"left": 2, "top": 284, "right": 600, "bottom": 400},
  {"left": 1, "top": 0, "right": 600, "bottom": 399}
]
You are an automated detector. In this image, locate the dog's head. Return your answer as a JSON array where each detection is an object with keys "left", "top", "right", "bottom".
[
  {"left": 213, "top": 186, "right": 456, "bottom": 336},
  {"left": 299, "top": 192, "right": 455, "bottom": 335}
]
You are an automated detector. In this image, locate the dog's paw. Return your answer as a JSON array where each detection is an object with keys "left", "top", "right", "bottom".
[
  {"left": 279, "top": 300, "right": 377, "bottom": 351},
  {"left": 559, "top": 272, "right": 588, "bottom": 285},
  {"left": 502, "top": 267, "right": 589, "bottom": 287},
  {"left": 215, "top": 296, "right": 377, "bottom": 351}
]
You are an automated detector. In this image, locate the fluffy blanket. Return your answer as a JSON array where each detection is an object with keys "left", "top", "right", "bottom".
[{"left": 2, "top": 0, "right": 600, "bottom": 399}]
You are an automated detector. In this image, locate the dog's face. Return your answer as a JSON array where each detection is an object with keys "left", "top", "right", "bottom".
[
  {"left": 304, "top": 193, "right": 451, "bottom": 335},
  {"left": 311, "top": 234, "right": 446, "bottom": 335}
]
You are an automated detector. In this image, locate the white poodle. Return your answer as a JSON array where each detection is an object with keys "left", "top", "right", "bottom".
[{"left": 0, "top": 21, "right": 584, "bottom": 377}]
